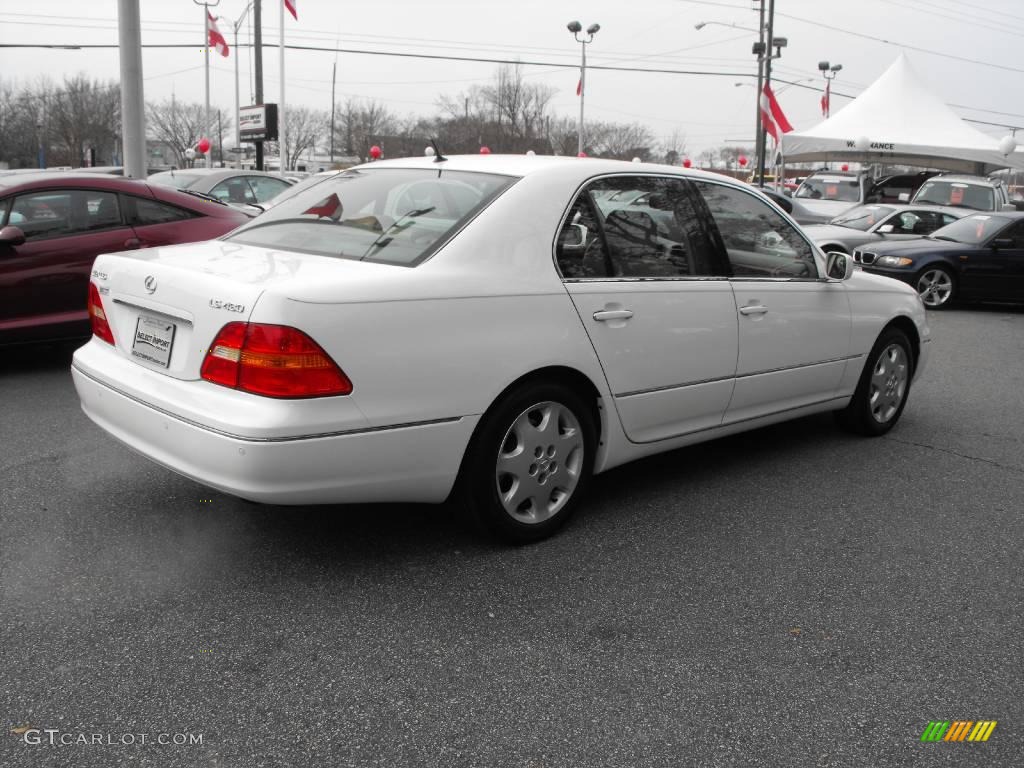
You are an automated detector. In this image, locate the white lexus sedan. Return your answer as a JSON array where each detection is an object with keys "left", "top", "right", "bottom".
[{"left": 73, "top": 155, "right": 929, "bottom": 543}]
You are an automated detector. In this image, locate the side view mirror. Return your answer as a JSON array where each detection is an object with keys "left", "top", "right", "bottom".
[
  {"left": 826, "top": 251, "right": 854, "bottom": 280},
  {"left": 991, "top": 237, "right": 1014, "bottom": 249},
  {"left": 897, "top": 192, "right": 910, "bottom": 203},
  {"left": 559, "top": 223, "right": 589, "bottom": 253},
  {"left": 0, "top": 225, "right": 26, "bottom": 247},
  {"left": 877, "top": 224, "right": 894, "bottom": 234}
]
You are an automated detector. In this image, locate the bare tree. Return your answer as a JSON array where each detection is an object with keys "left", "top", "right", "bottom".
[
  {"left": 0, "top": 80, "right": 41, "bottom": 168},
  {"left": 43, "top": 75, "right": 121, "bottom": 167},
  {"left": 335, "top": 98, "right": 398, "bottom": 162},
  {"left": 146, "top": 99, "right": 208, "bottom": 167},
  {"left": 660, "top": 129, "right": 688, "bottom": 166},
  {"left": 588, "top": 121, "right": 656, "bottom": 161},
  {"left": 266, "top": 106, "right": 328, "bottom": 169}
]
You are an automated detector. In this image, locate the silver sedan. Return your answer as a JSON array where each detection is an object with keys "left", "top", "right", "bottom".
[
  {"left": 802, "top": 204, "right": 965, "bottom": 254},
  {"left": 147, "top": 168, "right": 295, "bottom": 212}
]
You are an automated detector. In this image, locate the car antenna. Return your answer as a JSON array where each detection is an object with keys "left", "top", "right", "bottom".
[{"left": 430, "top": 138, "right": 447, "bottom": 163}]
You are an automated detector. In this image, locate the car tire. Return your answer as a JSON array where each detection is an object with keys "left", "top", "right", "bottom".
[
  {"left": 914, "top": 265, "right": 956, "bottom": 310},
  {"left": 457, "top": 381, "right": 596, "bottom": 544},
  {"left": 836, "top": 327, "right": 914, "bottom": 436}
]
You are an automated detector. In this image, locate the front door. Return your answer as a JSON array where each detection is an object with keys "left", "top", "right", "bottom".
[
  {"left": 0, "top": 188, "right": 136, "bottom": 342},
  {"left": 693, "top": 180, "right": 853, "bottom": 423}
]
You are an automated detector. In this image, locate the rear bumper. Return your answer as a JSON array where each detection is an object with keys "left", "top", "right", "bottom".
[{"left": 71, "top": 360, "right": 478, "bottom": 506}]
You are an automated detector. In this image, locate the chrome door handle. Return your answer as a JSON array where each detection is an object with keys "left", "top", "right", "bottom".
[
  {"left": 739, "top": 304, "right": 768, "bottom": 315},
  {"left": 593, "top": 309, "right": 634, "bottom": 321}
]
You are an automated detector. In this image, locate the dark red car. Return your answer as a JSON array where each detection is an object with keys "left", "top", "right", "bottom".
[{"left": 0, "top": 173, "right": 250, "bottom": 345}]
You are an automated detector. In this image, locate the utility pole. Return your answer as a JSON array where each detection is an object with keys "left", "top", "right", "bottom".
[
  {"left": 254, "top": 0, "right": 264, "bottom": 171},
  {"left": 117, "top": 0, "right": 146, "bottom": 178},
  {"left": 758, "top": 0, "right": 776, "bottom": 186},
  {"left": 329, "top": 60, "right": 336, "bottom": 164},
  {"left": 753, "top": 0, "right": 766, "bottom": 184},
  {"left": 278, "top": 0, "right": 287, "bottom": 176}
]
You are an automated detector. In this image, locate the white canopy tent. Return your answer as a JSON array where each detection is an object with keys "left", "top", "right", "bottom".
[{"left": 780, "top": 54, "right": 1024, "bottom": 174}]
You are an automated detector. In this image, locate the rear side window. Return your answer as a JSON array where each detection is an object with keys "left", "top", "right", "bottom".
[
  {"left": 129, "top": 197, "right": 197, "bottom": 225},
  {"left": 210, "top": 177, "right": 257, "bottom": 205},
  {"left": 225, "top": 168, "right": 517, "bottom": 266},
  {"left": 557, "top": 175, "right": 723, "bottom": 279}
]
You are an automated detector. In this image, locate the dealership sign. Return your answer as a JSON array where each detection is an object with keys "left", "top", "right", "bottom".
[{"left": 239, "top": 104, "right": 278, "bottom": 142}]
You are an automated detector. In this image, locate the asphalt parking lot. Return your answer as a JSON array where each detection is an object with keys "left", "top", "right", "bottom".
[{"left": 2, "top": 306, "right": 1022, "bottom": 768}]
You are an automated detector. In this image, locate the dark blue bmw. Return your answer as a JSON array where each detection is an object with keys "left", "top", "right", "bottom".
[{"left": 852, "top": 212, "right": 1024, "bottom": 309}]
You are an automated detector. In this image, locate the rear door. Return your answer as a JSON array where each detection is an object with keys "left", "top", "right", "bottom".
[
  {"left": 559, "top": 174, "right": 738, "bottom": 443},
  {"left": 0, "top": 188, "right": 135, "bottom": 340},
  {"left": 693, "top": 180, "right": 853, "bottom": 423}
]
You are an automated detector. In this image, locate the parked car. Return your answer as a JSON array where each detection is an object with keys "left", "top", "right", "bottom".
[
  {"left": 72, "top": 156, "right": 929, "bottom": 543},
  {"left": 909, "top": 174, "right": 1016, "bottom": 212},
  {"left": 854, "top": 211, "right": 1024, "bottom": 309},
  {"left": 792, "top": 170, "right": 869, "bottom": 222},
  {"left": 0, "top": 173, "right": 250, "bottom": 345},
  {"left": 802, "top": 203, "right": 965, "bottom": 254},
  {"left": 865, "top": 171, "right": 938, "bottom": 204},
  {"left": 748, "top": 184, "right": 822, "bottom": 223},
  {"left": 147, "top": 168, "right": 295, "bottom": 212}
]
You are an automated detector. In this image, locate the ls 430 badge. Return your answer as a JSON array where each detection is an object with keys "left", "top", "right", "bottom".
[{"left": 209, "top": 299, "right": 246, "bottom": 313}]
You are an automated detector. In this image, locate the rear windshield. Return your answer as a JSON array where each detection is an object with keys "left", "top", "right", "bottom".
[
  {"left": 913, "top": 181, "right": 994, "bottom": 211},
  {"left": 831, "top": 205, "right": 896, "bottom": 231},
  {"left": 223, "top": 168, "right": 517, "bottom": 266},
  {"left": 148, "top": 171, "right": 203, "bottom": 189},
  {"left": 795, "top": 177, "right": 861, "bottom": 202}
]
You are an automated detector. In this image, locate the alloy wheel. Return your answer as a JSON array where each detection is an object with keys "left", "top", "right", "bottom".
[
  {"left": 916, "top": 268, "right": 953, "bottom": 308},
  {"left": 494, "top": 401, "right": 584, "bottom": 524},
  {"left": 868, "top": 343, "right": 909, "bottom": 424}
]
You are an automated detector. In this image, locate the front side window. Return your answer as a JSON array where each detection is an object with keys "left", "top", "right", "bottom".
[
  {"left": 225, "top": 168, "right": 517, "bottom": 266},
  {"left": 556, "top": 175, "right": 723, "bottom": 279},
  {"left": 887, "top": 209, "right": 956, "bottom": 236},
  {"left": 9, "top": 191, "right": 73, "bottom": 239},
  {"left": 695, "top": 181, "right": 818, "bottom": 278}
]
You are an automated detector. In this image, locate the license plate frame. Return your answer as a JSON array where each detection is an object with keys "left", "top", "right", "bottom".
[{"left": 131, "top": 314, "right": 176, "bottom": 368}]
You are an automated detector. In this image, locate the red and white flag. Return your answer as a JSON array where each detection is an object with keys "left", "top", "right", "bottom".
[
  {"left": 820, "top": 80, "right": 830, "bottom": 117},
  {"left": 207, "top": 12, "right": 229, "bottom": 58},
  {"left": 284, "top": 0, "right": 297, "bottom": 20},
  {"left": 576, "top": 77, "right": 582, "bottom": 97},
  {"left": 303, "top": 193, "right": 343, "bottom": 221},
  {"left": 759, "top": 83, "right": 793, "bottom": 143}
]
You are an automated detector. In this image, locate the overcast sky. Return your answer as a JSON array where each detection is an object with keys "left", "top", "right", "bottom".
[{"left": 1, "top": 0, "right": 1021, "bottom": 154}]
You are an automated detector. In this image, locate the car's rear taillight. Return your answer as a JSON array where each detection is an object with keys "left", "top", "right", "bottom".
[
  {"left": 201, "top": 322, "right": 352, "bottom": 398},
  {"left": 88, "top": 282, "right": 115, "bottom": 345}
]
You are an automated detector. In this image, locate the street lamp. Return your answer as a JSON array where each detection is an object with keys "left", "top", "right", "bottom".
[
  {"left": 223, "top": 1, "right": 254, "bottom": 160},
  {"left": 818, "top": 60, "right": 842, "bottom": 118},
  {"left": 567, "top": 20, "right": 599, "bottom": 156},
  {"left": 193, "top": 0, "right": 221, "bottom": 169}
]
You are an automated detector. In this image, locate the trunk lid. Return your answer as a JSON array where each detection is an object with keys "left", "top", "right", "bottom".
[{"left": 92, "top": 240, "right": 364, "bottom": 380}]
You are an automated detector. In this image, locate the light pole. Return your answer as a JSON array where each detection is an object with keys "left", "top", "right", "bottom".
[
  {"left": 193, "top": 0, "right": 221, "bottom": 169},
  {"left": 567, "top": 20, "right": 599, "bottom": 156},
  {"left": 226, "top": 2, "right": 254, "bottom": 160},
  {"left": 755, "top": 0, "right": 785, "bottom": 186},
  {"left": 818, "top": 60, "right": 842, "bottom": 118}
]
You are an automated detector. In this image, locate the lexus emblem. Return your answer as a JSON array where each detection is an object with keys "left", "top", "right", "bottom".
[{"left": 144, "top": 275, "right": 157, "bottom": 294}]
